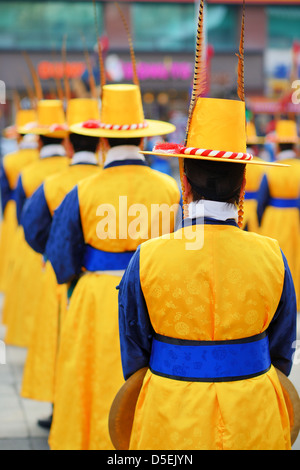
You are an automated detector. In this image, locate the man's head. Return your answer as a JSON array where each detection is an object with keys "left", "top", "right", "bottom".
[
  {"left": 278, "top": 142, "right": 295, "bottom": 153},
  {"left": 67, "top": 133, "right": 100, "bottom": 156},
  {"left": 183, "top": 158, "right": 246, "bottom": 205},
  {"left": 38, "top": 135, "right": 65, "bottom": 150},
  {"left": 103, "top": 137, "right": 144, "bottom": 149}
]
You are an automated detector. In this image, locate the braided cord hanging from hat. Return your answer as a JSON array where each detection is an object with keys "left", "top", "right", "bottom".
[
  {"left": 236, "top": 0, "right": 245, "bottom": 103},
  {"left": 237, "top": 0, "right": 246, "bottom": 228}
]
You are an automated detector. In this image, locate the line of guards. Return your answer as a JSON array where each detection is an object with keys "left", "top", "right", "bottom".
[{"left": 0, "top": 1, "right": 299, "bottom": 451}]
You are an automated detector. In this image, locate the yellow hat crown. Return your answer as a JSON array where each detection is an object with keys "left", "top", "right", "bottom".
[
  {"left": 16, "top": 109, "right": 37, "bottom": 130},
  {"left": 275, "top": 120, "right": 298, "bottom": 144},
  {"left": 187, "top": 98, "right": 247, "bottom": 154},
  {"left": 100, "top": 84, "right": 145, "bottom": 128},
  {"left": 37, "top": 100, "right": 66, "bottom": 128},
  {"left": 66, "top": 98, "right": 100, "bottom": 128},
  {"left": 246, "top": 121, "right": 265, "bottom": 145}
]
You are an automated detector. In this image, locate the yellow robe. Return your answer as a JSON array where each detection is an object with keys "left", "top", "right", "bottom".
[
  {"left": 21, "top": 162, "right": 101, "bottom": 402},
  {"left": 0, "top": 147, "right": 39, "bottom": 296},
  {"left": 259, "top": 157, "right": 300, "bottom": 308},
  {"left": 3, "top": 155, "right": 69, "bottom": 347},
  {"left": 129, "top": 224, "right": 291, "bottom": 450},
  {"left": 242, "top": 156, "right": 265, "bottom": 233}
]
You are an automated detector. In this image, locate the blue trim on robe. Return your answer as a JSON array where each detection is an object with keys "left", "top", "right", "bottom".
[
  {"left": 104, "top": 159, "right": 148, "bottom": 170},
  {"left": 118, "top": 224, "right": 297, "bottom": 380},
  {"left": 21, "top": 184, "right": 52, "bottom": 254},
  {"left": 257, "top": 174, "right": 271, "bottom": 226},
  {"left": 0, "top": 161, "right": 13, "bottom": 214},
  {"left": 179, "top": 217, "right": 238, "bottom": 229},
  {"left": 46, "top": 186, "right": 85, "bottom": 284},
  {"left": 15, "top": 175, "right": 27, "bottom": 225},
  {"left": 118, "top": 244, "right": 155, "bottom": 380}
]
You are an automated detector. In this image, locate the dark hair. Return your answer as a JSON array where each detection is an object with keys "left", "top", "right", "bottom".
[
  {"left": 278, "top": 142, "right": 295, "bottom": 153},
  {"left": 69, "top": 133, "right": 100, "bottom": 153},
  {"left": 39, "top": 135, "right": 65, "bottom": 146},
  {"left": 106, "top": 137, "right": 143, "bottom": 148},
  {"left": 184, "top": 158, "right": 246, "bottom": 204}
]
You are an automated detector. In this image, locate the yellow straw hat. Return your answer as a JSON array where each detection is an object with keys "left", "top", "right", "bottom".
[
  {"left": 141, "top": 1, "right": 286, "bottom": 169},
  {"left": 3, "top": 109, "right": 37, "bottom": 139},
  {"left": 70, "top": 84, "right": 175, "bottom": 138},
  {"left": 247, "top": 121, "right": 265, "bottom": 146},
  {"left": 275, "top": 120, "right": 299, "bottom": 144},
  {"left": 19, "top": 100, "right": 68, "bottom": 139},
  {"left": 66, "top": 98, "right": 100, "bottom": 129}
]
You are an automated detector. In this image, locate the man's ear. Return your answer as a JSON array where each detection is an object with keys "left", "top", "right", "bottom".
[{"left": 182, "top": 173, "right": 192, "bottom": 203}]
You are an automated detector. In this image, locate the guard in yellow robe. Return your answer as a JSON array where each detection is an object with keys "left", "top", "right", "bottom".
[
  {"left": 45, "top": 83, "right": 181, "bottom": 450},
  {"left": 19, "top": 98, "right": 102, "bottom": 408},
  {"left": 257, "top": 119, "right": 300, "bottom": 308},
  {"left": 0, "top": 109, "right": 38, "bottom": 295},
  {"left": 115, "top": 2, "right": 296, "bottom": 451},
  {"left": 3, "top": 100, "right": 69, "bottom": 347},
  {"left": 242, "top": 121, "right": 265, "bottom": 233}
]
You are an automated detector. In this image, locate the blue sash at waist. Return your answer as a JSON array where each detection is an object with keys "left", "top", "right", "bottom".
[
  {"left": 149, "top": 332, "right": 271, "bottom": 382},
  {"left": 83, "top": 245, "right": 135, "bottom": 272},
  {"left": 270, "top": 197, "right": 300, "bottom": 208},
  {"left": 244, "top": 190, "right": 258, "bottom": 200}
]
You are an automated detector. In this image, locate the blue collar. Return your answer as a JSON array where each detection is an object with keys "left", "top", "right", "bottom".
[
  {"left": 104, "top": 159, "right": 148, "bottom": 170},
  {"left": 179, "top": 217, "right": 239, "bottom": 228}
]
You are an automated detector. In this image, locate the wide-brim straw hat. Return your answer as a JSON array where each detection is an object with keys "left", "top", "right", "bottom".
[
  {"left": 70, "top": 84, "right": 176, "bottom": 139},
  {"left": 142, "top": 95, "right": 286, "bottom": 168},
  {"left": 274, "top": 120, "right": 299, "bottom": 144},
  {"left": 141, "top": 0, "right": 286, "bottom": 168},
  {"left": 246, "top": 120, "right": 265, "bottom": 146},
  {"left": 19, "top": 100, "right": 68, "bottom": 139},
  {"left": 3, "top": 109, "right": 38, "bottom": 139}
]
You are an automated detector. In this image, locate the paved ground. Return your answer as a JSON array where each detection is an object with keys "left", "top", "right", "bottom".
[
  {"left": 0, "top": 294, "right": 51, "bottom": 450},
  {"left": 0, "top": 292, "right": 300, "bottom": 451}
]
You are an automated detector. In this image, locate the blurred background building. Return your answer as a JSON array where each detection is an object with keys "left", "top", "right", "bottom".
[{"left": 0, "top": 0, "right": 300, "bottom": 150}]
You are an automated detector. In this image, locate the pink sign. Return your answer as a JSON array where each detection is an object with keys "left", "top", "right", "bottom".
[{"left": 122, "top": 61, "right": 193, "bottom": 81}]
